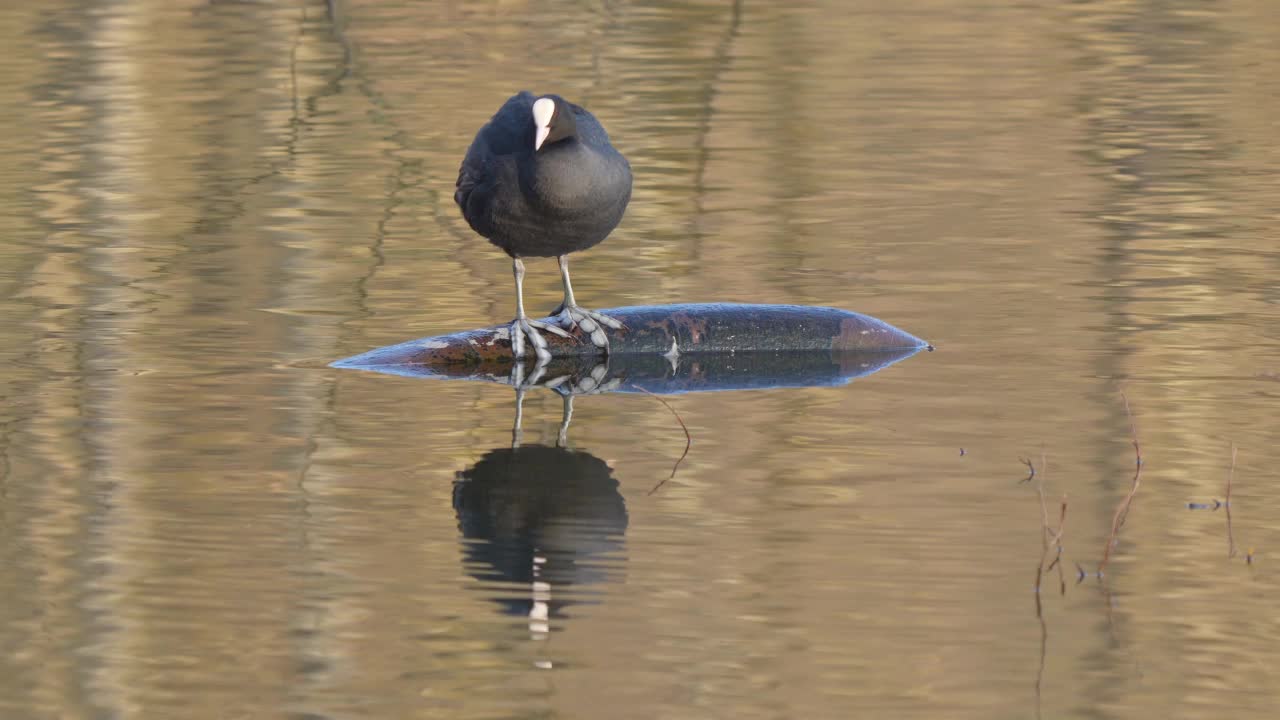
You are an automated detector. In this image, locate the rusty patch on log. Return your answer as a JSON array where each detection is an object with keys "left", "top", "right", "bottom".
[{"left": 674, "top": 312, "right": 709, "bottom": 346}]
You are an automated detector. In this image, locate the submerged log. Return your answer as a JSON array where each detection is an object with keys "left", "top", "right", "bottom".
[
  {"left": 334, "top": 347, "right": 925, "bottom": 393},
  {"left": 333, "top": 303, "right": 930, "bottom": 369}
]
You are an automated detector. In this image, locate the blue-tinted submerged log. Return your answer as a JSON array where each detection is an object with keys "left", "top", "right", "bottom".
[
  {"left": 333, "top": 303, "right": 930, "bottom": 369},
  {"left": 334, "top": 348, "right": 923, "bottom": 393}
]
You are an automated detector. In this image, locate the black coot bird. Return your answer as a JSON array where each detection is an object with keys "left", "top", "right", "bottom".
[{"left": 455, "top": 92, "right": 632, "bottom": 363}]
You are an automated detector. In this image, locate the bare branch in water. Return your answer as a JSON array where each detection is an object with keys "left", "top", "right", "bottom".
[
  {"left": 1052, "top": 495, "right": 1068, "bottom": 593},
  {"left": 1035, "top": 496, "right": 1069, "bottom": 594},
  {"left": 1098, "top": 389, "right": 1143, "bottom": 576},
  {"left": 1121, "top": 389, "right": 1142, "bottom": 469},
  {"left": 641, "top": 388, "right": 692, "bottom": 496},
  {"left": 1036, "top": 463, "right": 1051, "bottom": 549},
  {"left": 1028, "top": 447, "right": 1069, "bottom": 595},
  {"left": 1226, "top": 444, "right": 1238, "bottom": 558}
]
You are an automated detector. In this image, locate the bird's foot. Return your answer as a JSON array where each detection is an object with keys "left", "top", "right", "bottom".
[
  {"left": 510, "top": 317, "right": 571, "bottom": 364},
  {"left": 554, "top": 305, "right": 624, "bottom": 351},
  {"left": 543, "top": 359, "right": 622, "bottom": 396}
]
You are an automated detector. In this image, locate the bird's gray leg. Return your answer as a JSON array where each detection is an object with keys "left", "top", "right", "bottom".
[
  {"left": 509, "top": 359, "right": 551, "bottom": 448},
  {"left": 556, "top": 394, "right": 574, "bottom": 448},
  {"left": 553, "top": 254, "right": 623, "bottom": 352},
  {"left": 510, "top": 257, "right": 569, "bottom": 364},
  {"left": 512, "top": 385, "right": 526, "bottom": 449}
]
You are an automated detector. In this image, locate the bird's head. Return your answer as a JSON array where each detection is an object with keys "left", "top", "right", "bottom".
[{"left": 533, "top": 96, "right": 578, "bottom": 152}]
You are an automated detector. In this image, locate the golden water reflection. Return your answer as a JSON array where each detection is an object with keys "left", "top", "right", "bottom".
[{"left": 1, "top": 0, "right": 1279, "bottom": 718}]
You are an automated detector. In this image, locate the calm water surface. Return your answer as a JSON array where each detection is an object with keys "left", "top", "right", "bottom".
[{"left": 2, "top": 1, "right": 1279, "bottom": 718}]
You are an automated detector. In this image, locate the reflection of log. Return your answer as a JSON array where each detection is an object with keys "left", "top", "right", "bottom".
[{"left": 333, "top": 303, "right": 930, "bottom": 368}]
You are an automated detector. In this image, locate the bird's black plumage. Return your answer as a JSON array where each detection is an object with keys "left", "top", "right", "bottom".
[{"left": 455, "top": 92, "right": 632, "bottom": 258}]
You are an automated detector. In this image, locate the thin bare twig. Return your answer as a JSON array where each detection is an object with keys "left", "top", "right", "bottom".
[
  {"left": 1035, "top": 496, "right": 1069, "bottom": 593},
  {"left": 1098, "top": 389, "right": 1143, "bottom": 576},
  {"left": 1049, "top": 497, "right": 1070, "bottom": 558},
  {"left": 639, "top": 388, "right": 692, "bottom": 495},
  {"left": 1030, "top": 452, "right": 1069, "bottom": 594},
  {"left": 1033, "top": 585, "right": 1048, "bottom": 718},
  {"left": 1036, "top": 465, "right": 1051, "bottom": 549},
  {"left": 1121, "top": 389, "right": 1142, "bottom": 468},
  {"left": 1225, "top": 444, "right": 1238, "bottom": 558}
]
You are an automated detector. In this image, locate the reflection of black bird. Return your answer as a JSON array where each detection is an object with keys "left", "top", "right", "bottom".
[{"left": 453, "top": 445, "right": 628, "bottom": 624}]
